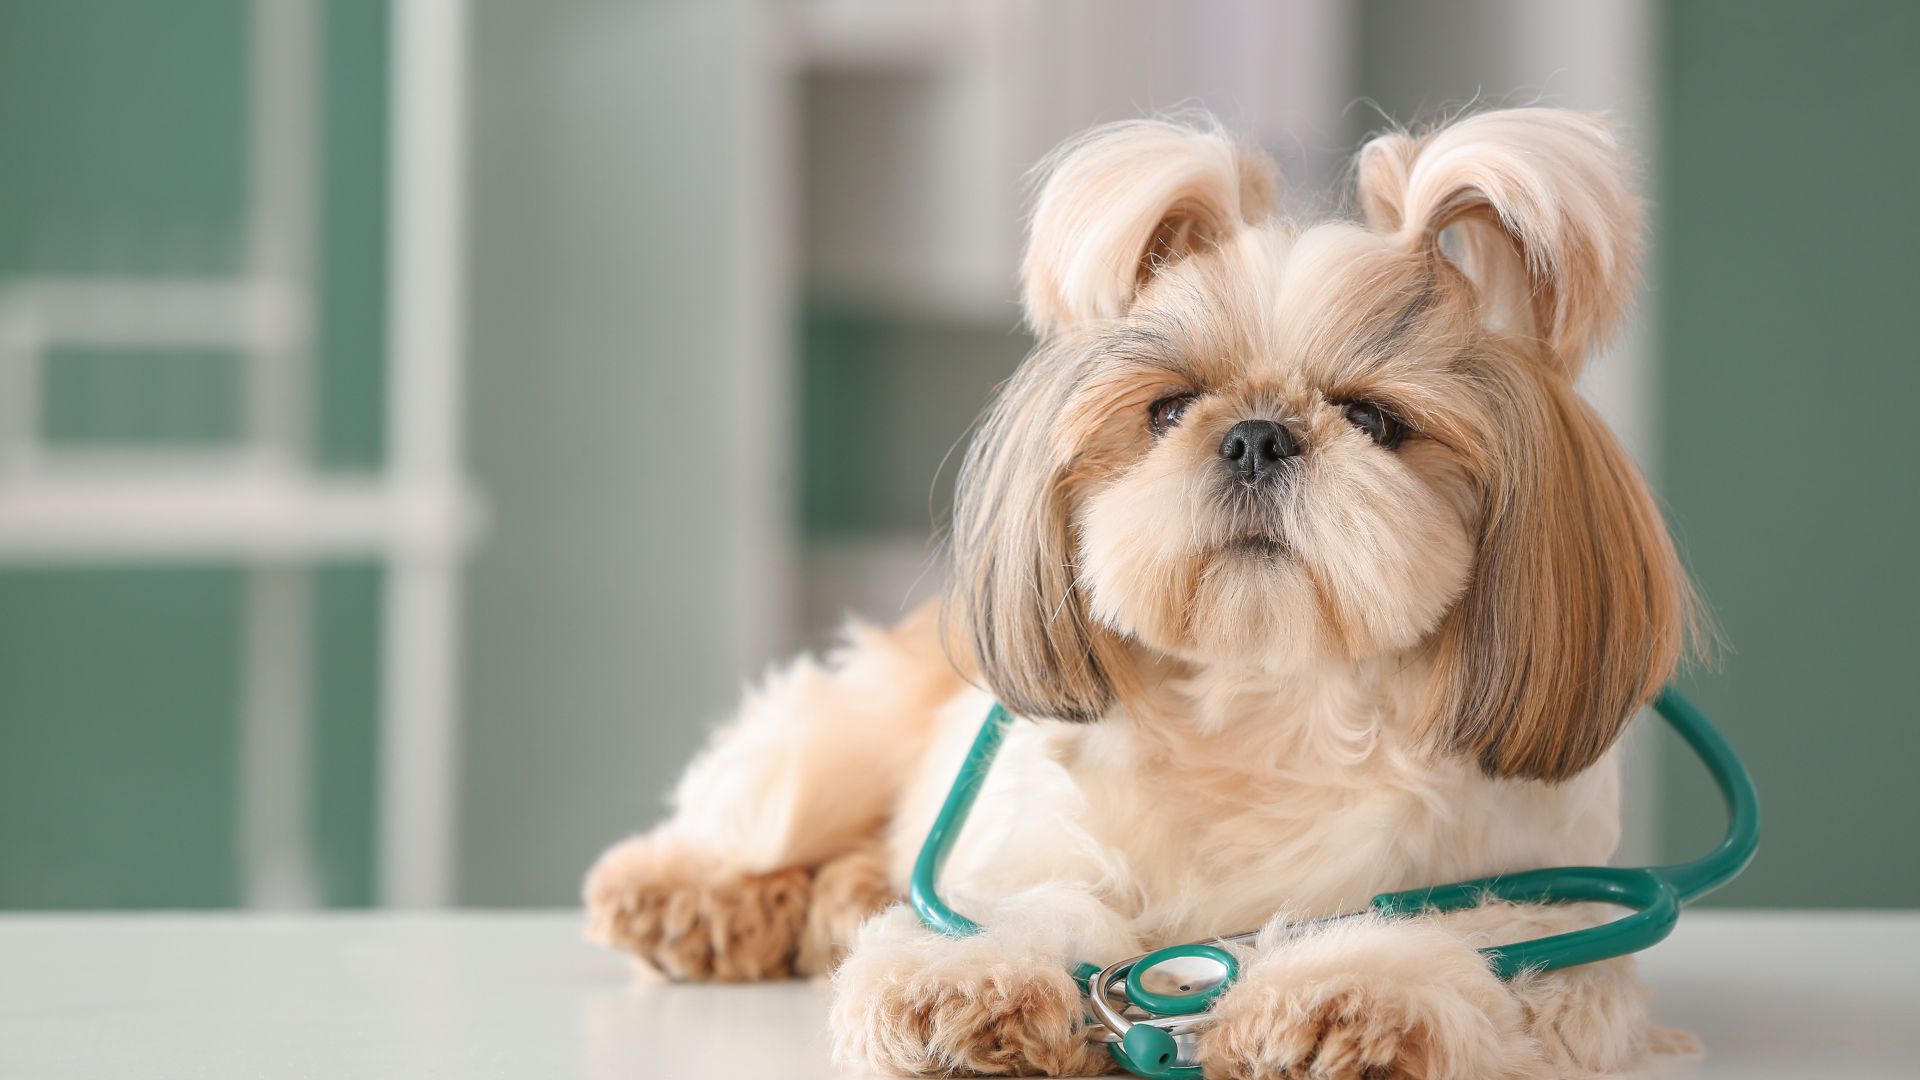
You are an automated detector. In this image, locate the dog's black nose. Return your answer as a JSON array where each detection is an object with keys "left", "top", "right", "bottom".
[{"left": 1219, "top": 419, "right": 1299, "bottom": 484}]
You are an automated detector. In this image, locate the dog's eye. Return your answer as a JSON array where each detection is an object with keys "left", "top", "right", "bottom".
[
  {"left": 1342, "top": 402, "right": 1406, "bottom": 449},
  {"left": 1148, "top": 393, "right": 1197, "bottom": 436}
]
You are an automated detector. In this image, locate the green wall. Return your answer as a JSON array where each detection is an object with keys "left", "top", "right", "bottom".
[
  {"left": 1657, "top": 0, "right": 1920, "bottom": 906},
  {"left": 0, "top": 0, "right": 388, "bottom": 908}
]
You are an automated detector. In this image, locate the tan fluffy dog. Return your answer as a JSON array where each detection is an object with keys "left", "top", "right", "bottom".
[{"left": 586, "top": 108, "right": 1700, "bottom": 1079}]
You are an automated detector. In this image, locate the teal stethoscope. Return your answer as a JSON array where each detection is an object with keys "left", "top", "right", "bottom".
[{"left": 911, "top": 687, "right": 1759, "bottom": 1079}]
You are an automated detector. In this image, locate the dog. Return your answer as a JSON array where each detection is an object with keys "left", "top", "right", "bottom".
[{"left": 585, "top": 107, "right": 1701, "bottom": 1079}]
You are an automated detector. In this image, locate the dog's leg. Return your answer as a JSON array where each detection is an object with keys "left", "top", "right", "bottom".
[
  {"left": 584, "top": 604, "right": 960, "bottom": 981},
  {"left": 1195, "top": 912, "right": 1541, "bottom": 1080},
  {"left": 830, "top": 904, "right": 1136, "bottom": 1077},
  {"left": 583, "top": 834, "right": 814, "bottom": 980},
  {"left": 796, "top": 837, "right": 897, "bottom": 977},
  {"left": 1197, "top": 903, "right": 1677, "bottom": 1080}
]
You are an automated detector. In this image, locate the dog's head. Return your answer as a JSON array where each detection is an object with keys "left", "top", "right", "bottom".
[{"left": 947, "top": 109, "right": 1694, "bottom": 781}]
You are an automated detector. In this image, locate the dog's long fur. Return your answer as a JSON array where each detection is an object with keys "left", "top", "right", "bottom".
[{"left": 585, "top": 109, "right": 1699, "bottom": 1079}]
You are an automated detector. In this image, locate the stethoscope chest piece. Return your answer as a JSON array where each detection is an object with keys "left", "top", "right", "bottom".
[{"left": 1126, "top": 944, "right": 1238, "bottom": 1014}]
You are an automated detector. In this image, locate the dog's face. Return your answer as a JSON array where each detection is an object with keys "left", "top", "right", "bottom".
[
  {"left": 1068, "top": 223, "right": 1481, "bottom": 670},
  {"left": 949, "top": 111, "right": 1694, "bottom": 781}
]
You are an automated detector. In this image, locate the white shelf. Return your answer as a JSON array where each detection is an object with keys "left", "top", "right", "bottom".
[{"left": 0, "top": 471, "right": 480, "bottom": 563}]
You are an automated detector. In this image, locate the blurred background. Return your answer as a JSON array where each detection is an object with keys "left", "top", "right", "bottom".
[{"left": 0, "top": 0, "right": 1912, "bottom": 911}]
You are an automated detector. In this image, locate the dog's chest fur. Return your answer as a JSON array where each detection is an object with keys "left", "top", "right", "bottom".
[{"left": 892, "top": 661, "right": 1622, "bottom": 949}]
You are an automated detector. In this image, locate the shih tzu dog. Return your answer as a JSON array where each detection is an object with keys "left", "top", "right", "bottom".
[{"left": 585, "top": 107, "right": 1699, "bottom": 1079}]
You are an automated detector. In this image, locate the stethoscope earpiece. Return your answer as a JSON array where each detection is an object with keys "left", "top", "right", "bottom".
[{"left": 1118, "top": 1024, "right": 1181, "bottom": 1076}]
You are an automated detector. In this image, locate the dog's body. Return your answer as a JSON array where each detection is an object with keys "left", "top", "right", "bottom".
[{"left": 587, "top": 109, "right": 1698, "bottom": 1079}]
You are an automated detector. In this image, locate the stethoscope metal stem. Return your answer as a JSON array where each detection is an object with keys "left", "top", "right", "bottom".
[{"left": 1085, "top": 915, "right": 1367, "bottom": 1046}]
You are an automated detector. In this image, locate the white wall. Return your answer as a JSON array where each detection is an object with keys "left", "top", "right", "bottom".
[{"left": 458, "top": 0, "right": 790, "bottom": 905}]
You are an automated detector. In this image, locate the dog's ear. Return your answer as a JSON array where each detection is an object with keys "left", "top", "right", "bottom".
[
  {"left": 1357, "top": 108, "right": 1642, "bottom": 375},
  {"left": 944, "top": 348, "right": 1129, "bottom": 724},
  {"left": 1022, "top": 119, "right": 1278, "bottom": 339},
  {"left": 1420, "top": 353, "right": 1689, "bottom": 772},
  {"left": 1360, "top": 109, "right": 1683, "bottom": 780},
  {"left": 1423, "top": 362, "right": 1694, "bottom": 781}
]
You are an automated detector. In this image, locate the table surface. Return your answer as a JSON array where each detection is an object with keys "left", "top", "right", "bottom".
[{"left": 1, "top": 910, "right": 1914, "bottom": 1079}]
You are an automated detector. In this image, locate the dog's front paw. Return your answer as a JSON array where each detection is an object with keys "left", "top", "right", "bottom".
[
  {"left": 583, "top": 830, "right": 810, "bottom": 981},
  {"left": 1202, "top": 981, "right": 1441, "bottom": 1080},
  {"left": 830, "top": 908, "right": 1114, "bottom": 1077},
  {"left": 1196, "top": 916, "right": 1535, "bottom": 1080}
]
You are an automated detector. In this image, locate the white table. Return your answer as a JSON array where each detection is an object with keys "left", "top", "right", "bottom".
[{"left": 1, "top": 911, "right": 1913, "bottom": 1078}]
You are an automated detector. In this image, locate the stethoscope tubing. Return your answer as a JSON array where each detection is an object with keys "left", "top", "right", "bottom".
[{"left": 908, "top": 687, "right": 1759, "bottom": 1080}]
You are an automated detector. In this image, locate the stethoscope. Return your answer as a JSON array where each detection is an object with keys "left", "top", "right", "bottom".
[{"left": 910, "top": 687, "right": 1759, "bottom": 1079}]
